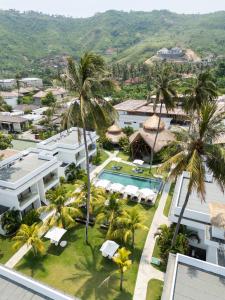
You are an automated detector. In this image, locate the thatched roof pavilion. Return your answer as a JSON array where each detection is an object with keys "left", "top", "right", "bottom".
[
  {"left": 129, "top": 114, "right": 175, "bottom": 160},
  {"left": 106, "top": 124, "right": 126, "bottom": 144}
]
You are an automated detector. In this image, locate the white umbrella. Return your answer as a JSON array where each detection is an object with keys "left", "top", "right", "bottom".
[
  {"left": 124, "top": 185, "right": 139, "bottom": 196},
  {"left": 95, "top": 179, "right": 111, "bottom": 189},
  {"left": 139, "top": 188, "right": 156, "bottom": 199},
  {"left": 110, "top": 183, "right": 124, "bottom": 193},
  {"left": 100, "top": 240, "right": 119, "bottom": 258},
  {"left": 44, "top": 226, "right": 67, "bottom": 243},
  {"left": 133, "top": 159, "right": 144, "bottom": 165}
]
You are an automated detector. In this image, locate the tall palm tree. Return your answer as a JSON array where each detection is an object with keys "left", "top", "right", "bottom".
[
  {"left": 64, "top": 52, "right": 117, "bottom": 243},
  {"left": 113, "top": 206, "right": 148, "bottom": 248},
  {"left": 13, "top": 223, "right": 45, "bottom": 256},
  {"left": 184, "top": 71, "right": 217, "bottom": 113},
  {"left": 147, "top": 63, "right": 178, "bottom": 169},
  {"left": 97, "top": 193, "right": 124, "bottom": 238},
  {"left": 112, "top": 247, "right": 132, "bottom": 291},
  {"left": 159, "top": 101, "right": 225, "bottom": 246},
  {"left": 39, "top": 189, "right": 81, "bottom": 229},
  {"left": 73, "top": 177, "right": 106, "bottom": 217}
]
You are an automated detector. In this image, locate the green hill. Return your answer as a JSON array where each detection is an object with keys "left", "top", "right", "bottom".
[{"left": 0, "top": 9, "right": 225, "bottom": 76}]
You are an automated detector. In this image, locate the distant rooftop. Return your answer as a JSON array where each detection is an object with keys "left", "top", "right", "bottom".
[{"left": 0, "top": 114, "right": 27, "bottom": 123}]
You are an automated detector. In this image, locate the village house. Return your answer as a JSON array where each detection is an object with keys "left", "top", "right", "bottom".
[{"left": 0, "top": 79, "right": 16, "bottom": 90}]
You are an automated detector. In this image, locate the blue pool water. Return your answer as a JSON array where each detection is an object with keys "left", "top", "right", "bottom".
[{"left": 99, "top": 171, "right": 162, "bottom": 191}]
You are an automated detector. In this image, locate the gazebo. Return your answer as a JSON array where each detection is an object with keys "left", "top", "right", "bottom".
[
  {"left": 129, "top": 114, "right": 175, "bottom": 161},
  {"left": 106, "top": 124, "right": 126, "bottom": 144}
]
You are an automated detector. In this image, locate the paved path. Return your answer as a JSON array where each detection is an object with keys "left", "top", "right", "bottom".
[{"left": 133, "top": 181, "right": 171, "bottom": 300}]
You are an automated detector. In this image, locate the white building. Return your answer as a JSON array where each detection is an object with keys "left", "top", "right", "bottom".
[
  {"left": 157, "top": 47, "right": 183, "bottom": 58},
  {"left": 0, "top": 79, "right": 16, "bottom": 90},
  {"left": 162, "top": 253, "right": 225, "bottom": 300},
  {"left": 0, "top": 91, "right": 18, "bottom": 108},
  {"left": 114, "top": 100, "right": 188, "bottom": 130},
  {"left": 37, "top": 127, "right": 97, "bottom": 176},
  {"left": 169, "top": 172, "right": 225, "bottom": 266},
  {"left": 19, "top": 78, "right": 43, "bottom": 89},
  {"left": 0, "top": 149, "right": 60, "bottom": 233}
]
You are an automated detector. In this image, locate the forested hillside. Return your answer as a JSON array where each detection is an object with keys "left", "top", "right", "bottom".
[{"left": 0, "top": 9, "right": 225, "bottom": 76}]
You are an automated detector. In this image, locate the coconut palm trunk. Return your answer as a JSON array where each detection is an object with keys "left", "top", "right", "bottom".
[
  {"left": 120, "top": 269, "right": 124, "bottom": 291},
  {"left": 82, "top": 124, "right": 91, "bottom": 244},
  {"left": 171, "top": 183, "right": 192, "bottom": 247},
  {"left": 149, "top": 101, "right": 163, "bottom": 171}
]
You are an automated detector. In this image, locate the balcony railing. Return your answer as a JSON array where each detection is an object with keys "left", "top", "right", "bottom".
[{"left": 18, "top": 192, "right": 39, "bottom": 207}]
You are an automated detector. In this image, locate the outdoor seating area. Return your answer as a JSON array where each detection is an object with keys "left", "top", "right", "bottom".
[
  {"left": 44, "top": 226, "right": 67, "bottom": 247},
  {"left": 94, "top": 179, "right": 158, "bottom": 205},
  {"left": 100, "top": 240, "right": 119, "bottom": 259},
  {"left": 111, "top": 165, "right": 122, "bottom": 171}
]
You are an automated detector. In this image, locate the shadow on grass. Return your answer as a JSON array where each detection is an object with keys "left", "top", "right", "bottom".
[
  {"left": 64, "top": 243, "right": 131, "bottom": 300},
  {"left": 16, "top": 252, "right": 48, "bottom": 278}
]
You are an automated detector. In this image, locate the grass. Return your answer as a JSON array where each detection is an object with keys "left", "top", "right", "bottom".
[
  {"left": 163, "top": 182, "right": 175, "bottom": 217},
  {"left": 146, "top": 279, "right": 163, "bottom": 300},
  {"left": 151, "top": 238, "right": 166, "bottom": 272},
  {"left": 99, "top": 150, "right": 109, "bottom": 163},
  {"left": 16, "top": 201, "right": 159, "bottom": 300},
  {"left": 0, "top": 235, "right": 17, "bottom": 264},
  {"left": 104, "top": 161, "right": 159, "bottom": 178},
  {"left": 117, "top": 152, "right": 130, "bottom": 162}
]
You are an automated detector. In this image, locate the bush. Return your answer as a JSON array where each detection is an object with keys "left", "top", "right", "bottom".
[
  {"left": 92, "top": 149, "right": 101, "bottom": 166},
  {"left": 98, "top": 135, "right": 114, "bottom": 151},
  {"left": 65, "top": 163, "right": 85, "bottom": 182},
  {"left": 123, "top": 126, "right": 134, "bottom": 137},
  {"left": 1, "top": 209, "right": 21, "bottom": 235},
  {"left": 60, "top": 176, "right": 66, "bottom": 184},
  {"left": 22, "top": 209, "right": 40, "bottom": 226},
  {"left": 119, "top": 136, "right": 131, "bottom": 155},
  {"left": 41, "top": 92, "right": 56, "bottom": 106}
]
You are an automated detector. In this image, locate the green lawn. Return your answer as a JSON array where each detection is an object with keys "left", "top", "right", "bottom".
[
  {"left": 163, "top": 182, "right": 175, "bottom": 217},
  {"left": 99, "top": 150, "right": 109, "bottom": 163},
  {"left": 0, "top": 235, "right": 17, "bottom": 264},
  {"left": 104, "top": 161, "right": 160, "bottom": 178},
  {"left": 16, "top": 202, "right": 159, "bottom": 300},
  {"left": 117, "top": 152, "right": 130, "bottom": 162},
  {"left": 146, "top": 279, "right": 163, "bottom": 300}
]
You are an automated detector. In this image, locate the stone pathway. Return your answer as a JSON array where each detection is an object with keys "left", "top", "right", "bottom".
[{"left": 133, "top": 181, "right": 171, "bottom": 300}]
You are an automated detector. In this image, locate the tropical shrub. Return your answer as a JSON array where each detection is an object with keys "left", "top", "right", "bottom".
[
  {"left": 22, "top": 209, "right": 40, "bottom": 226},
  {"left": 1, "top": 209, "right": 21, "bottom": 235},
  {"left": 123, "top": 126, "right": 134, "bottom": 137},
  {"left": 98, "top": 135, "right": 114, "bottom": 151},
  {"left": 92, "top": 148, "right": 102, "bottom": 166},
  {"left": 65, "top": 163, "right": 85, "bottom": 182},
  {"left": 119, "top": 136, "right": 131, "bottom": 155}
]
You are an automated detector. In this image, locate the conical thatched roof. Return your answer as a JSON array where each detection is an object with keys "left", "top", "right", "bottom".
[
  {"left": 143, "top": 114, "right": 165, "bottom": 131},
  {"left": 209, "top": 202, "right": 225, "bottom": 228},
  {"left": 107, "top": 124, "right": 122, "bottom": 134},
  {"left": 106, "top": 123, "right": 126, "bottom": 144}
]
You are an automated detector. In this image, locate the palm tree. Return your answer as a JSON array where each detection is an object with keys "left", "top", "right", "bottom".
[
  {"left": 159, "top": 101, "right": 225, "bottom": 247},
  {"left": 113, "top": 206, "right": 148, "bottom": 248},
  {"left": 147, "top": 63, "right": 178, "bottom": 169},
  {"left": 184, "top": 71, "right": 217, "bottom": 113},
  {"left": 13, "top": 223, "right": 45, "bottom": 256},
  {"left": 97, "top": 193, "right": 124, "bottom": 238},
  {"left": 73, "top": 177, "right": 106, "bottom": 218},
  {"left": 112, "top": 247, "right": 132, "bottom": 291},
  {"left": 64, "top": 52, "right": 117, "bottom": 243},
  {"left": 39, "top": 188, "right": 81, "bottom": 229}
]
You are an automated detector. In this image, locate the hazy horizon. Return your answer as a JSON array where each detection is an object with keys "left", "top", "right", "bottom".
[{"left": 0, "top": 0, "right": 225, "bottom": 18}]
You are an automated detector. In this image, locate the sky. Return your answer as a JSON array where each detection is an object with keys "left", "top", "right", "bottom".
[{"left": 0, "top": 0, "right": 225, "bottom": 17}]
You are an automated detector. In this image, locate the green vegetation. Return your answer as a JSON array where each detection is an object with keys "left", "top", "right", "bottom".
[
  {"left": 1, "top": 10, "right": 225, "bottom": 76},
  {"left": 16, "top": 202, "right": 158, "bottom": 300},
  {"left": 0, "top": 132, "right": 13, "bottom": 150},
  {"left": 146, "top": 279, "right": 163, "bottom": 300},
  {"left": 117, "top": 152, "right": 130, "bottom": 161},
  {"left": 151, "top": 238, "right": 166, "bottom": 272},
  {"left": 163, "top": 183, "right": 175, "bottom": 217},
  {"left": 0, "top": 236, "right": 17, "bottom": 264}
]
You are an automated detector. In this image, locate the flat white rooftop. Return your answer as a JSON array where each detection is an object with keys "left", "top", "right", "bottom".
[
  {"left": 176, "top": 176, "right": 225, "bottom": 215},
  {"left": 162, "top": 254, "right": 225, "bottom": 300}
]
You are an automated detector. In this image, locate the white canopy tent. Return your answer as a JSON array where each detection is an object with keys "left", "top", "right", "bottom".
[
  {"left": 100, "top": 240, "right": 119, "bottom": 258},
  {"left": 124, "top": 185, "right": 139, "bottom": 196},
  {"left": 110, "top": 183, "right": 124, "bottom": 193},
  {"left": 133, "top": 159, "right": 144, "bottom": 166},
  {"left": 95, "top": 179, "right": 111, "bottom": 189},
  {"left": 44, "top": 227, "right": 67, "bottom": 243},
  {"left": 139, "top": 188, "right": 156, "bottom": 199}
]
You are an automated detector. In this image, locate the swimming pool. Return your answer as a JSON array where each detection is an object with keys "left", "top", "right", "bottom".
[{"left": 99, "top": 170, "right": 162, "bottom": 191}]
